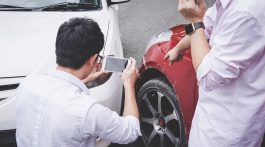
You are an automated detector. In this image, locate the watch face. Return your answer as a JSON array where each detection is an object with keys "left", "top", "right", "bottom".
[{"left": 185, "top": 24, "right": 193, "bottom": 35}]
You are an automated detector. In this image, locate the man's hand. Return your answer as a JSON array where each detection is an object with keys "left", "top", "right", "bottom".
[
  {"left": 122, "top": 57, "right": 139, "bottom": 88},
  {"left": 82, "top": 70, "right": 109, "bottom": 84},
  {"left": 178, "top": 0, "right": 206, "bottom": 23},
  {"left": 82, "top": 63, "right": 110, "bottom": 84},
  {"left": 164, "top": 35, "right": 191, "bottom": 65},
  {"left": 164, "top": 46, "right": 185, "bottom": 65},
  {"left": 122, "top": 57, "right": 140, "bottom": 119}
]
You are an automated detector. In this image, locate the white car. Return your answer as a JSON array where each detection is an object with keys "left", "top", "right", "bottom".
[{"left": 0, "top": 0, "right": 129, "bottom": 146}]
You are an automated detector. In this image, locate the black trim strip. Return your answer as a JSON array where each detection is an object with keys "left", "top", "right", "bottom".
[
  {"left": 0, "top": 84, "right": 19, "bottom": 91},
  {"left": 107, "top": 0, "right": 130, "bottom": 5},
  {"left": 0, "top": 76, "right": 26, "bottom": 79},
  {"left": 0, "top": 98, "right": 7, "bottom": 101}
]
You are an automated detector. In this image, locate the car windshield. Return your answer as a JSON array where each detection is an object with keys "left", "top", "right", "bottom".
[{"left": 0, "top": 0, "right": 100, "bottom": 8}]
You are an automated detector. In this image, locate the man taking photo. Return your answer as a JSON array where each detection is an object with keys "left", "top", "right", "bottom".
[{"left": 16, "top": 17, "right": 141, "bottom": 147}]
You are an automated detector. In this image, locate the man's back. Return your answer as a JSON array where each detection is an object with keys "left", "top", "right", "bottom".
[
  {"left": 16, "top": 72, "right": 97, "bottom": 147},
  {"left": 16, "top": 70, "right": 141, "bottom": 147}
]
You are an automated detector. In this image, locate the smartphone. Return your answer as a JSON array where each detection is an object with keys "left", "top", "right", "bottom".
[{"left": 102, "top": 56, "right": 130, "bottom": 73}]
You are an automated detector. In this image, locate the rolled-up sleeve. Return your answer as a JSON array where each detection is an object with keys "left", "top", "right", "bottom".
[
  {"left": 197, "top": 11, "right": 265, "bottom": 91},
  {"left": 81, "top": 103, "right": 141, "bottom": 144}
]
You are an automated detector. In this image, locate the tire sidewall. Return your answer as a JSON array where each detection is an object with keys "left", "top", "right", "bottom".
[{"left": 137, "top": 78, "right": 187, "bottom": 147}]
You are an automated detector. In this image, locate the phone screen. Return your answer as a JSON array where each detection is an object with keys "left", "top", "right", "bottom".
[{"left": 103, "top": 56, "right": 129, "bottom": 73}]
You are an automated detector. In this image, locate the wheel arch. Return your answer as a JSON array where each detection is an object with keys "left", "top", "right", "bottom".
[{"left": 136, "top": 68, "right": 172, "bottom": 94}]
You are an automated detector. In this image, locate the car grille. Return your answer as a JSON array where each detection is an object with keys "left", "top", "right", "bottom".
[
  {"left": 0, "top": 84, "right": 19, "bottom": 92},
  {"left": 0, "top": 76, "right": 25, "bottom": 102},
  {"left": 0, "top": 129, "right": 16, "bottom": 146},
  {"left": 0, "top": 84, "right": 19, "bottom": 101}
]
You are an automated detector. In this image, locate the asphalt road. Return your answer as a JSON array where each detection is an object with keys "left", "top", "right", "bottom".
[
  {"left": 118, "top": 0, "right": 215, "bottom": 65},
  {"left": 112, "top": 0, "right": 214, "bottom": 147}
]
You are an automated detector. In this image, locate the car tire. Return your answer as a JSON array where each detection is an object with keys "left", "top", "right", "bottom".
[{"left": 134, "top": 77, "right": 187, "bottom": 147}]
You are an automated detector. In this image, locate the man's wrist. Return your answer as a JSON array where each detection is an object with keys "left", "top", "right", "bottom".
[
  {"left": 190, "top": 28, "right": 205, "bottom": 38},
  {"left": 185, "top": 22, "right": 205, "bottom": 36},
  {"left": 124, "top": 82, "right": 135, "bottom": 89},
  {"left": 189, "top": 19, "right": 203, "bottom": 24}
]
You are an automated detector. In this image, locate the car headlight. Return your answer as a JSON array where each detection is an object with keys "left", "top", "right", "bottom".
[{"left": 145, "top": 30, "right": 173, "bottom": 52}]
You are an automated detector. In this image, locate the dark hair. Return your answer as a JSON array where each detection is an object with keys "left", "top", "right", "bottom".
[{"left": 55, "top": 17, "right": 104, "bottom": 69}]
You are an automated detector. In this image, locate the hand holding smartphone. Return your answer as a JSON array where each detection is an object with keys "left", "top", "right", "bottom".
[{"left": 102, "top": 56, "right": 131, "bottom": 73}]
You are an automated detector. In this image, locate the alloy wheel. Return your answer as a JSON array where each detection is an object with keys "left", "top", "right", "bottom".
[{"left": 139, "top": 89, "right": 181, "bottom": 147}]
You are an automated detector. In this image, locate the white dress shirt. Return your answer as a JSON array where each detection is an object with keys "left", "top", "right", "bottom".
[
  {"left": 189, "top": 0, "right": 265, "bottom": 147},
  {"left": 16, "top": 69, "right": 141, "bottom": 147}
]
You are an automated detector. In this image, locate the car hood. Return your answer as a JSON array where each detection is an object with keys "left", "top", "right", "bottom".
[{"left": 0, "top": 12, "right": 109, "bottom": 78}]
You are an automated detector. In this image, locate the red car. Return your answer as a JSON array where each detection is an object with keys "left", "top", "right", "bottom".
[
  {"left": 135, "top": 24, "right": 196, "bottom": 147},
  {"left": 135, "top": 25, "right": 265, "bottom": 147}
]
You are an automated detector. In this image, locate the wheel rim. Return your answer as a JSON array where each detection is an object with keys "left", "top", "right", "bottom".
[{"left": 139, "top": 89, "right": 181, "bottom": 147}]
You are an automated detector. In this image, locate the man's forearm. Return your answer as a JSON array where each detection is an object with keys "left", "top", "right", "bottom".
[
  {"left": 176, "top": 35, "right": 191, "bottom": 51},
  {"left": 190, "top": 28, "right": 210, "bottom": 71},
  {"left": 122, "top": 83, "right": 139, "bottom": 119}
]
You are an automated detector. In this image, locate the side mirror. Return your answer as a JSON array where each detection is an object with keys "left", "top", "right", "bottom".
[{"left": 107, "top": 0, "right": 130, "bottom": 5}]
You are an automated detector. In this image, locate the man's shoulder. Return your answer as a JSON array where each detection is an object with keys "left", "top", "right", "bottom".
[
  {"left": 228, "top": 1, "right": 265, "bottom": 33},
  {"left": 19, "top": 74, "right": 49, "bottom": 91},
  {"left": 232, "top": 1, "right": 265, "bottom": 19}
]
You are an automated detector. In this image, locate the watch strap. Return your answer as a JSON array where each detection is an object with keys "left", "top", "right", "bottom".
[{"left": 185, "top": 22, "right": 205, "bottom": 35}]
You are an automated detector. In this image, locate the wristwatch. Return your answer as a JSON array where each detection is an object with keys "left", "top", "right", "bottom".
[{"left": 185, "top": 22, "right": 205, "bottom": 35}]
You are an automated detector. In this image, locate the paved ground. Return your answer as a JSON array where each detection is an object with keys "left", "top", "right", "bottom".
[
  {"left": 118, "top": 0, "right": 215, "bottom": 66},
  {"left": 119, "top": 0, "right": 183, "bottom": 65}
]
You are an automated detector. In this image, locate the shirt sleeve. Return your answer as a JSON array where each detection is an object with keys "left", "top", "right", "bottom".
[
  {"left": 203, "top": 5, "right": 217, "bottom": 40},
  {"left": 197, "top": 11, "right": 265, "bottom": 91},
  {"left": 81, "top": 103, "right": 141, "bottom": 144}
]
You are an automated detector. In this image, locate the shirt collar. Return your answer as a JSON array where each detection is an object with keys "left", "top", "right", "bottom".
[
  {"left": 49, "top": 69, "right": 89, "bottom": 94},
  {"left": 216, "top": 0, "right": 232, "bottom": 9}
]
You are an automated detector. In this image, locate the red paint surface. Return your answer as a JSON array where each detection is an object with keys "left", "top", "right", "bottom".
[{"left": 139, "top": 25, "right": 198, "bottom": 139}]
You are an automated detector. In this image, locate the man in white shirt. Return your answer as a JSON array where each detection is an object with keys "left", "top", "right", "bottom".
[
  {"left": 165, "top": 0, "right": 265, "bottom": 146},
  {"left": 16, "top": 17, "right": 141, "bottom": 147}
]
